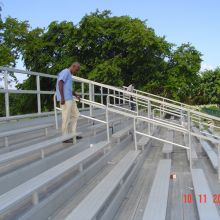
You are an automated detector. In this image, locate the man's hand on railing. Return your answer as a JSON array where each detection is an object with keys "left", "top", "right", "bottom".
[
  {"left": 74, "top": 95, "right": 81, "bottom": 102},
  {"left": 61, "top": 98, "right": 65, "bottom": 105},
  {"left": 76, "top": 95, "right": 81, "bottom": 102}
]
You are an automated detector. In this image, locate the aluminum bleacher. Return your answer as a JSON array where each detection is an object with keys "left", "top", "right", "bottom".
[{"left": 0, "top": 67, "right": 220, "bottom": 220}]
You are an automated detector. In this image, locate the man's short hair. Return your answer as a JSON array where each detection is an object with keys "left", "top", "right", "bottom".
[{"left": 71, "top": 62, "right": 80, "bottom": 67}]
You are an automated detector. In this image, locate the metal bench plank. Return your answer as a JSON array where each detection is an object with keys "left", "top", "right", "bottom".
[
  {"left": 0, "top": 141, "right": 109, "bottom": 214},
  {"left": 201, "top": 140, "right": 218, "bottom": 169},
  {"left": 0, "top": 133, "right": 80, "bottom": 164},
  {"left": 65, "top": 150, "right": 140, "bottom": 220},
  {"left": 0, "top": 123, "right": 53, "bottom": 138},
  {"left": 192, "top": 169, "right": 220, "bottom": 220},
  {"left": 143, "top": 159, "right": 171, "bottom": 220},
  {"left": 112, "top": 125, "right": 133, "bottom": 139}
]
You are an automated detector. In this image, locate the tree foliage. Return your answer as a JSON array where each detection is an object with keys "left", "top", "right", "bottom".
[{"left": 0, "top": 10, "right": 219, "bottom": 116}]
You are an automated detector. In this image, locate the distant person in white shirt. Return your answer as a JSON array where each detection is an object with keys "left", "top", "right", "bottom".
[
  {"left": 127, "top": 84, "right": 134, "bottom": 93},
  {"left": 127, "top": 83, "right": 135, "bottom": 111}
]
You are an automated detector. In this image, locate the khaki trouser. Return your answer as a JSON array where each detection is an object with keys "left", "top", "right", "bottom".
[{"left": 61, "top": 100, "right": 79, "bottom": 136}]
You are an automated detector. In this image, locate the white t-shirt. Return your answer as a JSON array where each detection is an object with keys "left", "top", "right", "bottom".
[{"left": 127, "top": 84, "right": 134, "bottom": 93}]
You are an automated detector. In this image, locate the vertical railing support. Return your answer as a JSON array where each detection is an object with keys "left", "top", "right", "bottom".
[
  {"left": 36, "top": 75, "right": 41, "bottom": 114},
  {"left": 123, "top": 87, "right": 125, "bottom": 105},
  {"left": 54, "top": 95, "right": 58, "bottom": 130},
  {"left": 218, "top": 144, "right": 220, "bottom": 181},
  {"left": 89, "top": 83, "right": 93, "bottom": 117},
  {"left": 162, "top": 98, "right": 165, "bottom": 117},
  {"left": 136, "top": 90, "right": 138, "bottom": 113},
  {"left": 187, "top": 110, "right": 192, "bottom": 170},
  {"left": 134, "top": 117, "right": 137, "bottom": 151},
  {"left": 81, "top": 82, "right": 85, "bottom": 109},
  {"left": 106, "top": 96, "right": 110, "bottom": 143},
  {"left": 101, "top": 87, "right": 103, "bottom": 105},
  {"left": 148, "top": 100, "right": 151, "bottom": 134},
  {"left": 4, "top": 70, "right": 10, "bottom": 118}
]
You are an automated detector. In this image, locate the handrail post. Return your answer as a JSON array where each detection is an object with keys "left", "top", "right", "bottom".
[
  {"left": 113, "top": 90, "right": 116, "bottom": 105},
  {"left": 187, "top": 110, "right": 192, "bottom": 170},
  {"left": 123, "top": 87, "right": 125, "bottom": 105},
  {"left": 136, "top": 90, "right": 138, "bottom": 113},
  {"left": 162, "top": 98, "right": 165, "bottom": 117},
  {"left": 152, "top": 110, "right": 155, "bottom": 130},
  {"left": 181, "top": 103, "right": 183, "bottom": 124},
  {"left": 106, "top": 96, "right": 110, "bottom": 143},
  {"left": 218, "top": 143, "right": 220, "bottom": 181},
  {"left": 54, "top": 94, "right": 58, "bottom": 129},
  {"left": 148, "top": 100, "right": 151, "bottom": 134},
  {"left": 101, "top": 86, "right": 103, "bottom": 105},
  {"left": 134, "top": 117, "right": 137, "bottom": 151},
  {"left": 4, "top": 70, "right": 10, "bottom": 118},
  {"left": 198, "top": 115, "right": 201, "bottom": 130},
  {"left": 135, "top": 90, "right": 138, "bottom": 115},
  {"left": 92, "top": 84, "right": 95, "bottom": 102},
  {"left": 36, "top": 75, "right": 41, "bottom": 114},
  {"left": 81, "top": 82, "right": 85, "bottom": 109},
  {"left": 160, "top": 105, "right": 162, "bottom": 119},
  {"left": 89, "top": 83, "right": 93, "bottom": 116}
]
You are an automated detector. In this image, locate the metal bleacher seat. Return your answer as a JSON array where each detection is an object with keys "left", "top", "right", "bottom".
[
  {"left": 162, "top": 130, "right": 173, "bottom": 158},
  {"left": 0, "top": 133, "right": 81, "bottom": 174},
  {"left": 192, "top": 127, "right": 217, "bottom": 169},
  {"left": 0, "top": 123, "right": 54, "bottom": 147},
  {"left": 0, "top": 141, "right": 109, "bottom": 218},
  {"left": 112, "top": 124, "right": 133, "bottom": 143},
  {"left": 142, "top": 159, "right": 171, "bottom": 220},
  {"left": 192, "top": 169, "right": 220, "bottom": 220},
  {"left": 65, "top": 150, "right": 140, "bottom": 220}
]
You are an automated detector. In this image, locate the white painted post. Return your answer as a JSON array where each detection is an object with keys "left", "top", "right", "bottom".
[
  {"left": 113, "top": 90, "right": 116, "bottom": 105},
  {"left": 199, "top": 116, "right": 201, "bottom": 130},
  {"left": 148, "top": 100, "right": 151, "bottom": 134},
  {"left": 4, "top": 70, "right": 10, "bottom": 118},
  {"left": 123, "top": 87, "right": 125, "bottom": 105},
  {"left": 81, "top": 82, "right": 85, "bottom": 109},
  {"left": 188, "top": 110, "right": 192, "bottom": 170},
  {"left": 36, "top": 75, "right": 41, "bottom": 114},
  {"left": 89, "top": 83, "right": 92, "bottom": 117},
  {"left": 106, "top": 96, "right": 110, "bottom": 143},
  {"left": 54, "top": 95, "right": 58, "bottom": 129},
  {"left": 160, "top": 106, "right": 162, "bottom": 119},
  {"left": 136, "top": 90, "right": 138, "bottom": 113},
  {"left": 181, "top": 104, "right": 183, "bottom": 124},
  {"left": 101, "top": 87, "right": 103, "bottom": 104},
  {"left": 162, "top": 98, "right": 165, "bottom": 117},
  {"left": 107, "top": 88, "right": 110, "bottom": 104},
  {"left": 133, "top": 118, "right": 137, "bottom": 151},
  {"left": 218, "top": 144, "right": 220, "bottom": 181}
]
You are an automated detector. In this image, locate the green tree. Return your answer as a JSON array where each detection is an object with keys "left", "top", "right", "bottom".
[
  {"left": 0, "top": 10, "right": 205, "bottom": 115},
  {"left": 164, "top": 43, "right": 202, "bottom": 102},
  {"left": 194, "top": 68, "right": 220, "bottom": 105}
]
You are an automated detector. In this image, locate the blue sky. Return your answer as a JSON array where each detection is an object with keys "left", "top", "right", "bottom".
[{"left": 1, "top": 0, "right": 220, "bottom": 71}]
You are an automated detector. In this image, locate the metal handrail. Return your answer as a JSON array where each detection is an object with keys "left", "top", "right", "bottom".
[
  {"left": 1, "top": 66, "right": 220, "bottom": 178},
  {"left": 123, "top": 85, "right": 194, "bottom": 109},
  {"left": 54, "top": 95, "right": 110, "bottom": 142},
  {"left": 1, "top": 66, "right": 220, "bottom": 123}
]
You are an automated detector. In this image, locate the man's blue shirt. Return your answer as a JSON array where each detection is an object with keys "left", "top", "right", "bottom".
[{"left": 56, "top": 68, "right": 73, "bottom": 101}]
